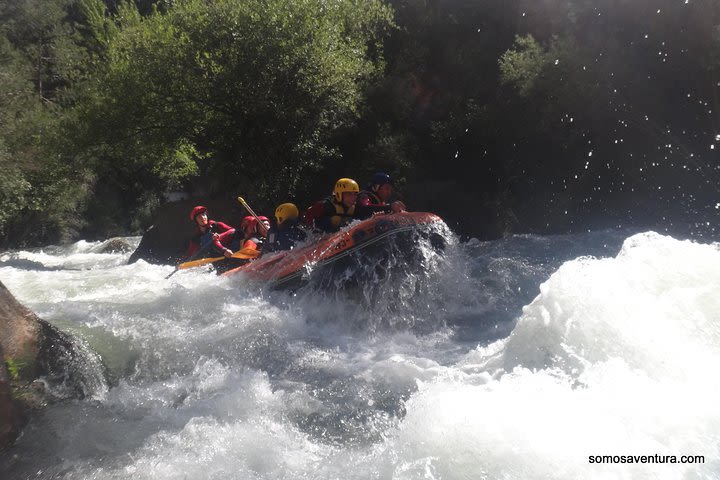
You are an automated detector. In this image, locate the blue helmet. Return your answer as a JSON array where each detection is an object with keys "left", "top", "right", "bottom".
[{"left": 369, "top": 172, "right": 393, "bottom": 190}]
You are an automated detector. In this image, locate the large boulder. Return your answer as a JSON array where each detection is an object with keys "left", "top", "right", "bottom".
[
  {"left": 0, "top": 343, "right": 23, "bottom": 450},
  {"left": 128, "top": 198, "right": 252, "bottom": 265},
  {"left": 0, "top": 282, "right": 106, "bottom": 449},
  {"left": 0, "top": 282, "right": 43, "bottom": 381},
  {"left": 93, "top": 237, "right": 134, "bottom": 254}
]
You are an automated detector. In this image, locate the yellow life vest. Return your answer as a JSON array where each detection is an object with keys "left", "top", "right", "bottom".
[{"left": 328, "top": 198, "right": 355, "bottom": 230}]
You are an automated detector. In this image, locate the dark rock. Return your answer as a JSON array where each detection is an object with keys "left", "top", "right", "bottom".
[
  {"left": 0, "top": 257, "right": 62, "bottom": 271},
  {"left": 0, "top": 282, "right": 40, "bottom": 378},
  {"left": 93, "top": 237, "right": 133, "bottom": 254},
  {"left": 0, "top": 281, "right": 106, "bottom": 449},
  {"left": 0, "top": 343, "right": 23, "bottom": 451},
  {"left": 128, "top": 198, "right": 250, "bottom": 265}
]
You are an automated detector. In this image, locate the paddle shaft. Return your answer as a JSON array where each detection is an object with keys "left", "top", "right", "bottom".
[
  {"left": 165, "top": 236, "right": 218, "bottom": 279},
  {"left": 237, "top": 196, "right": 269, "bottom": 236}
]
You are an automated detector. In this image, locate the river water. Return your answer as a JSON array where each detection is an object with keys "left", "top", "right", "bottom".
[{"left": 0, "top": 226, "right": 718, "bottom": 479}]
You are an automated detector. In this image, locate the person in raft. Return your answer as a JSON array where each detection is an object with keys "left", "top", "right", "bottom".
[
  {"left": 302, "top": 178, "right": 361, "bottom": 233},
  {"left": 355, "top": 172, "right": 406, "bottom": 220},
  {"left": 265, "top": 203, "right": 307, "bottom": 253},
  {"left": 239, "top": 215, "right": 270, "bottom": 251},
  {"left": 184, "top": 205, "right": 236, "bottom": 260}
]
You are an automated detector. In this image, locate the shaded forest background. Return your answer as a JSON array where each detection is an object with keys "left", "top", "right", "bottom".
[{"left": 1, "top": 0, "right": 719, "bottom": 247}]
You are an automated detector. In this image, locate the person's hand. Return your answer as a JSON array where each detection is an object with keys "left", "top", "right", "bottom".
[
  {"left": 223, "top": 248, "right": 233, "bottom": 258},
  {"left": 212, "top": 233, "right": 220, "bottom": 239},
  {"left": 391, "top": 200, "right": 406, "bottom": 213}
]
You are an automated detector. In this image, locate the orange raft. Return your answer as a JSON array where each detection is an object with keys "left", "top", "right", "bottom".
[{"left": 222, "top": 212, "right": 444, "bottom": 289}]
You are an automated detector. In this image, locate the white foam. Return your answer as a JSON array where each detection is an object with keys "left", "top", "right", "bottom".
[
  {"left": 385, "top": 232, "right": 720, "bottom": 479},
  {"left": 5, "top": 231, "right": 720, "bottom": 479}
]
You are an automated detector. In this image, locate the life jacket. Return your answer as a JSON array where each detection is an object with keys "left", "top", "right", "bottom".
[
  {"left": 191, "top": 221, "right": 222, "bottom": 250},
  {"left": 303, "top": 196, "right": 355, "bottom": 232},
  {"left": 326, "top": 198, "right": 355, "bottom": 230}
]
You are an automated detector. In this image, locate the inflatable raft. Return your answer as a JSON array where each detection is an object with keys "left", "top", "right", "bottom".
[{"left": 222, "top": 212, "right": 444, "bottom": 289}]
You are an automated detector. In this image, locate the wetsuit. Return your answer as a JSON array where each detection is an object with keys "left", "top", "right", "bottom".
[
  {"left": 355, "top": 190, "right": 392, "bottom": 220},
  {"left": 265, "top": 219, "right": 307, "bottom": 253},
  {"left": 315, "top": 196, "right": 357, "bottom": 233},
  {"left": 184, "top": 220, "right": 235, "bottom": 259}
]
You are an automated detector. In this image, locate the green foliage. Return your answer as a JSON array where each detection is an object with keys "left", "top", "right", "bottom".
[
  {"left": 499, "top": 35, "right": 546, "bottom": 96},
  {"left": 0, "top": 1, "right": 93, "bottom": 245},
  {"left": 5, "top": 358, "right": 21, "bottom": 380},
  {"left": 1, "top": 0, "right": 719, "bottom": 244},
  {"left": 76, "top": 0, "right": 394, "bottom": 214}
]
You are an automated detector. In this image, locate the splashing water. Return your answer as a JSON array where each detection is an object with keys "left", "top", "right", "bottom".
[{"left": 1, "top": 229, "right": 718, "bottom": 479}]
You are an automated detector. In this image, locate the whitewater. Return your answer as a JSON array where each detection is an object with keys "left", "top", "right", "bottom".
[{"left": 0, "top": 227, "right": 718, "bottom": 479}]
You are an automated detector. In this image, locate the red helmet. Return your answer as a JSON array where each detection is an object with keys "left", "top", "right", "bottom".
[
  {"left": 241, "top": 215, "right": 270, "bottom": 233},
  {"left": 240, "top": 215, "right": 257, "bottom": 230},
  {"left": 190, "top": 205, "right": 207, "bottom": 221}
]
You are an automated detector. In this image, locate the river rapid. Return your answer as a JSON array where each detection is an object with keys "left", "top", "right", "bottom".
[{"left": 0, "top": 226, "right": 718, "bottom": 479}]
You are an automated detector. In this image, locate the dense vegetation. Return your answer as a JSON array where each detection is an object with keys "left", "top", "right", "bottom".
[{"left": 1, "top": 0, "right": 719, "bottom": 246}]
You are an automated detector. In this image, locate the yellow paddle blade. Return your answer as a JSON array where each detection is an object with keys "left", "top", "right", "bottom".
[
  {"left": 177, "top": 247, "right": 260, "bottom": 270},
  {"left": 237, "top": 247, "right": 261, "bottom": 258},
  {"left": 178, "top": 256, "right": 224, "bottom": 269}
]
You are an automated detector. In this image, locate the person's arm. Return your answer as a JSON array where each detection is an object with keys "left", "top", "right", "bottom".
[
  {"left": 216, "top": 228, "right": 236, "bottom": 257},
  {"left": 212, "top": 221, "right": 233, "bottom": 233},
  {"left": 356, "top": 194, "right": 391, "bottom": 218},
  {"left": 359, "top": 204, "right": 392, "bottom": 215}
]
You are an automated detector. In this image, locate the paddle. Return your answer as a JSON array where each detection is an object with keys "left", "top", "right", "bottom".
[
  {"left": 177, "top": 247, "right": 260, "bottom": 270},
  {"left": 237, "top": 196, "right": 269, "bottom": 236},
  {"left": 165, "top": 237, "right": 218, "bottom": 279}
]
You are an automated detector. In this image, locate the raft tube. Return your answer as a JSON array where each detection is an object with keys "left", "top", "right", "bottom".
[{"left": 222, "top": 212, "right": 444, "bottom": 289}]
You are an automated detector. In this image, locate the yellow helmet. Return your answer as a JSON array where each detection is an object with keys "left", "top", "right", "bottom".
[
  {"left": 333, "top": 178, "right": 359, "bottom": 202},
  {"left": 275, "top": 203, "right": 299, "bottom": 225}
]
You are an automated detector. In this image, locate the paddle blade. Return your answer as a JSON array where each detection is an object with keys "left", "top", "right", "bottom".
[
  {"left": 177, "top": 248, "right": 259, "bottom": 270},
  {"left": 178, "top": 256, "right": 224, "bottom": 270},
  {"left": 235, "top": 247, "right": 260, "bottom": 258}
]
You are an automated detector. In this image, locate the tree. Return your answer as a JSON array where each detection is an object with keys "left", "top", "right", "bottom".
[
  {"left": 75, "top": 0, "right": 394, "bottom": 228},
  {"left": 0, "top": 0, "right": 92, "bottom": 245}
]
